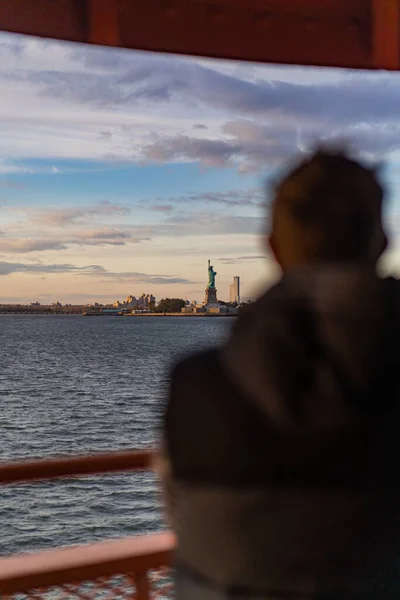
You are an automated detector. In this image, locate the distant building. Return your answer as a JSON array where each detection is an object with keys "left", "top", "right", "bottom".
[
  {"left": 181, "top": 305, "right": 206, "bottom": 314},
  {"left": 181, "top": 306, "right": 194, "bottom": 313},
  {"left": 137, "top": 294, "right": 155, "bottom": 308},
  {"left": 209, "top": 306, "right": 229, "bottom": 314},
  {"left": 193, "top": 306, "right": 206, "bottom": 313},
  {"left": 112, "top": 293, "right": 156, "bottom": 311},
  {"left": 125, "top": 295, "right": 137, "bottom": 308},
  {"left": 229, "top": 276, "right": 240, "bottom": 304}
]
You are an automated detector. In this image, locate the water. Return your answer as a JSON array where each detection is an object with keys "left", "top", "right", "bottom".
[{"left": 0, "top": 315, "right": 231, "bottom": 555}]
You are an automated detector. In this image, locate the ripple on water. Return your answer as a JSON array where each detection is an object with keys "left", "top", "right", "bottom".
[{"left": 0, "top": 315, "right": 231, "bottom": 555}]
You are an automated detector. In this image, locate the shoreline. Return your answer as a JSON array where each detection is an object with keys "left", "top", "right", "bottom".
[
  {"left": 0, "top": 312, "right": 237, "bottom": 317},
  {"left": 85, "top": 312, "right": 236, "bottom": 318},
  {"left": 0, "top": 312, "right": 238, "bottom": 319},
  {"left": 0, "top": 312, "right": 82, "bottom": 316}
]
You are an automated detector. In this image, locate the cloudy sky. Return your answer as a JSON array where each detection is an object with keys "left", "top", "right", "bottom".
[{"left": 1, "top": 32, "right": 400, "bottom": 304}]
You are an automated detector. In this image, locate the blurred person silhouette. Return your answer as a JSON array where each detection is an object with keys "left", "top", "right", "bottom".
[{"left": 160, "top": 146, "right": 400, "bottom": 599}]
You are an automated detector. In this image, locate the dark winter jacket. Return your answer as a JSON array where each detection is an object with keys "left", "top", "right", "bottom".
[{"left": 163, "top": 265, "right": 400, "bottom": 599}]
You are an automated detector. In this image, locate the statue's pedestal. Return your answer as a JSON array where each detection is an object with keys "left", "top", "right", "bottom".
[{"left": 204, "top": 288, "right": 218, "bottom": 306}]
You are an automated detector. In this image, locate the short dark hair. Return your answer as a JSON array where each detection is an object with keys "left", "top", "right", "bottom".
[{"left": 270, "top": 147, "right": 386, "bottom": 264}]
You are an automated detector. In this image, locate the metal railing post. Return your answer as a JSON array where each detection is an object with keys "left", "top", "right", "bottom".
[{"left": 134, "top": 571, "right": 150, "bottom": 600}]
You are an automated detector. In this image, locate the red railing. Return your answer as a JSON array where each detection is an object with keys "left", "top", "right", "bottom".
[
  {"left": 0, "top": 451, "right": 176, "bottom": 599},
  {"left": 0, "top": 450, "right": 154, "bottom": 484}
]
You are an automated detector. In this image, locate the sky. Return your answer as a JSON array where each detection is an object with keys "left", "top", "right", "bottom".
[{"left": 1, "top": 32, "right": 400, "bottom": 304}]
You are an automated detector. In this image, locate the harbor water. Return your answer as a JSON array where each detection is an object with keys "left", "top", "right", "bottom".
[{"left": 0, "top": 315, "right": 231, "bottom": 555}]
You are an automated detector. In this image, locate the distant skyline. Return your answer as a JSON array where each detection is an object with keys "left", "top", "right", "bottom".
[{"left": 1, "top": 32, "right": 400, "bottom": 303}]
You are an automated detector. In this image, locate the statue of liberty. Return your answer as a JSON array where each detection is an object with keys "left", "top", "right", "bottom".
[{"left": 207, "top": 259, "right": 217, "bottom": 289}]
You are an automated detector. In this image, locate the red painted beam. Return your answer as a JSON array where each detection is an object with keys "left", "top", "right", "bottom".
[
  {"left": 0, "top": 533, "right": 175, "bottom": 594},
  {"left": 86, "top": 0, "right": 119, "bottom": 46},
  {"left": 0, "top": 0, "right": 379, "bottom": 70},
  {"left": 117, "top": 1, "right": 370, "bottom": 69},
  {"left": 0, "top": 450, "right": 154, "bottom": 484},
  {"left": 372, "top": 0, "right": 400, "bottom": 69},
  {"left": 0, "top": 0, "right": 86, "bottom": 43}
]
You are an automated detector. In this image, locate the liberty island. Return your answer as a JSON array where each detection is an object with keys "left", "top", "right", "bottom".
[{"left": 81, "top": 258, "right": 240, "bottom": 316}]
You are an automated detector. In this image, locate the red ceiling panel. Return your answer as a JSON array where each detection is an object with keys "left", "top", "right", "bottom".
[{"left": 0, "top": 0, "right": 398, "bottom": 71}]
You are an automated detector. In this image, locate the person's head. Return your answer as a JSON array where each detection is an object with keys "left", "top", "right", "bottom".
[{"left": 268, "top": 147, "right": 387, "bottom": 271}]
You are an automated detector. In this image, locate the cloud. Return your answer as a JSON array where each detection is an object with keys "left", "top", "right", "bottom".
[
  {"left": 1, "top": 33, "right": 400, "bottom": 169},
  {"left": 99, "top": 130, "right": 112, "bottom": 140},
  {"left": 0, "top": 261, "right": 194, "bottom": 284},
  {"left": 90, "top": 270, "right": 195, "bottom": 284},
  {"left": 190, "top": 189, "right": 264, "bottom": 206},
  {"left": 142, "top": 135, "right": 238, "bottom": 166},
  {"left": 0, "top": 160, "right": 35, "bottom": 175},
  {"left": 144, "top": 188, "right": 264, "bottom": 208},
  {"left": 106, "top": 211, "right": 263, "bottom": 238},
  {"left": 0, "top": 239, "right": 69, "bottom": 253},
  {"left": 315, "top": 124, "right": 400, "bottom": 159},
  {"left": 33, "top": 45, "right": 400, "bottom": 128},
  {"left": 140, "top": 121, "right": 301, "bottom": 171},
  {"left": 158, "top": 212, "right": 262, "bottom": 237},
  {"left": 147, "top": 204, "right": 174, "bottom": 213},
  {"left": 73, "top": 227, "right": 141, "bottom": 243},
  {"left": 28, "top": 202, "right": 131, "bottom": 227},
  {"left": 188, "top": 68, "right": 400, "bottom": 127},
  {"left": 0, "top": 227, "right": 150, "bottom": 253},
  {"left": 218, "top": 255, "right": 266, "bottom": 264},
  {"left": 0, "top": 262, "right": 104, "bottom": 276},
  {"left": 140, "top": 116, "right": 400, "bottom": 171},
  {"left": 0, "top": 211, "right": 261, "bottom": 255},
  {"left": 0, "top": 193, "right": 263, "bottom": 255}
]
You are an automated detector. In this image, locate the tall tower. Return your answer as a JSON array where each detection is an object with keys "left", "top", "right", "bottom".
[{"left": 229, "top": 276, "right": 240, "bottom": 304}]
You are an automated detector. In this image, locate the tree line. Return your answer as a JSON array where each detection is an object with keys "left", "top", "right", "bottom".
[{"left": 155, "top": 298, "right": 186, "bottom": 313}]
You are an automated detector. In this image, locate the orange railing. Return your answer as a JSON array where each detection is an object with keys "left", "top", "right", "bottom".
[{"left": 0, "top": 451, "right": 176, "bottom": 599}]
